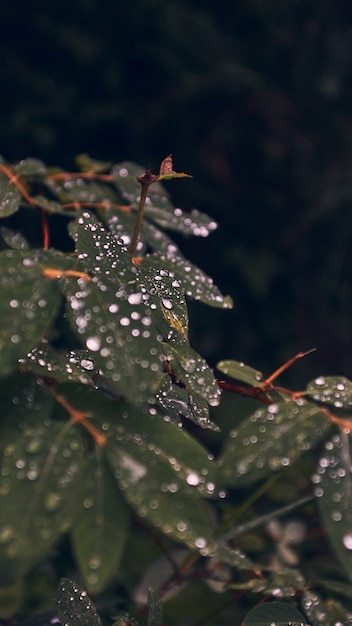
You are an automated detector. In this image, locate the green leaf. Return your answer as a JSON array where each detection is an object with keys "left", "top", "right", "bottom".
[
  {"left": 103, "top": 401, "right": 219, "bottom": 552},
  {"left": 0, "top": 394, "right": 86, "bottom": 583},
  {"left": 314, "top": 432, "right": 352, "bottom": 582},
  {"left": 0, "top": 226, "right": 29, "bottom": 249},
  {"left": 57, "top": 578, "right": 102, "bottom": 626},
  {"left": 218, "top": 400, "right": 331, "bottom": 486},
  {"left": 0, "top": 249, "right": 63, "bottom": 377},
  {"left": 155, "top": 375, "right": 219, "bottom": 430},
  {"left": 243, "top": 601, "right": 308, "bottom": 625},
  {"left": 19, "top": 343, "right": 98, "bottom": 386},
  {"left": 162, "top": 342, "right": 221, "bottom": 407},
  {"left": 147, "top": 587, "right": 163, "bottom": 626},
  {"left": 306, "top": 375, "right": 352, "bottom": 408},
  {"left": 75, "top": 154, "right": 112, "bottom": 173},
  {"left": 31, "top": 194, "right": 69, "bottom": 215},
  {"left": 112, "top": 162, "right": 218, "bottom": 237},
  {"left": 0, "top": 173, "right": 21, "bottom": 217},
  {"left": 71, "top": 451, "right": 130, "bottom": 593},
  {"left": 62, "top": 212, "right": 165, "bottom": 404},
  {"left": 301, "top": 589, "right": 344, "bottom": 625},
  {"left": 216, "top": 359, "right": 264, "bottom": 386},
  {"left": 14, "top": 158, "right": 47, "bottom": 176},
  {"left": 141, "top": 254, "right": 233, "bottom": 309},
  {"left": 215, "top": 542, "right": 258, "bottom": 572}
]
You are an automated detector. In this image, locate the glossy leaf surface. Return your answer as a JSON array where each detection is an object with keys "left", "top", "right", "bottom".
[
  {"left": 71, "top": 452, "right": 130, "bottom": 593},
  {"left": 141, "top": 254, "right": 233, "bottom": 308},
  {"left": 313, "top": 432, "right": 352, "bottom": 582},
  {"left": 0, "top": 381, "right": 85, "bottom": 583},
  {"left": 0, "top": 249, "right": 64, "bottom": 377},
  {"left": 219, "top": 400, "right": 330, "bottom": 486},
  {"left": 216, "top": 359, "right": 264, "bottom": 386},
  {"left": 57, "top": 578, "right": 101, "bottom": 626},
  {"left": 306, "top": 375, "right": 352, "bottom": 408},
  {"left": 243, "top": 601, "right": 307, "bottom": 625},
  {"left": 0, "top": 173, "right": 21, "bottom": 217}
]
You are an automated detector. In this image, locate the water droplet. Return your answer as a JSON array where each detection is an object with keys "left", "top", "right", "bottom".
[
  {"left": 343, "top": 532, "right": 352, "bottom": 549},
  {"left": 186, "top": 472, "right": 201, "bottom": 486},
  {"left": 86, "top": 336, "right": 101, "bottom": 351}
]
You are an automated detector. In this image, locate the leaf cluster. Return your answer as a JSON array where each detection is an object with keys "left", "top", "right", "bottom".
[{"left": 1, "top": 156, "right": 352, "bottom": 625}]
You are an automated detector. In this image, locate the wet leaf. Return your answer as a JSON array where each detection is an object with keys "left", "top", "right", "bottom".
[
  {"left": 57, "top": 578, "right": 102, "bottom": 626},
  {"left": 106, "top": 204, "right": 184, "bottom": 258},
  {"left": 107, "top": 435, "right": 217, "bottom": 554},
  {"left": 19, "top": 343, "right": 98, "bottom": 386},
  {"left": 0, "top": 249, "right": 63, "bottom": 377},
  {"left": 0, "top": 397, "right": 86, "bottom": 583},
  {"left": 147, "top": 587, "right": 163, "bottom": 626},
  {"left": 31, "top": 194, "right": 69, "bottom": 215},
  {"left": 306, "top": 375, "right": 352, "bottom": 409},
  {"left": 301, "top": 589, "right": 344, "bottom": 625},
  {"left": 243, "top": 601, "right": 308, "bottom": 625},
  {"left": 141, "top": 254, "right": 233, "bottom": 309},
  {"left": 0, "top": 226, "right": 29, "bottom": 249},
  {"left": 75, "top": 154, "right": 112, "bottom": 173},
  {"left": 162, "top": 342, "right": 221, "bottom": 407},
  {"left": 218, "top": 400, "right": 331, "bottom": 486},
  {"left": 216, "top": 359, "right": 264, "bottom": 386},
  {"left": 313, "top": 432, "right": 352, "bottom": 582},
  {"left": 62, "top": 212, "right": 166, "bottom": 404},
  {"left": 71, "top": 451, "right": 130, "bottom": 593},
  {"left": 215, "top": 542, "right": 258, "bottom": 571},
  {"left": 0, "top": 173, "right": 21, "bottom": 217},
  {"left": 112, "top": 162, "right": 218, "bottom": 237},
  {"left": 156, "top": 375, "right": 219, "bottom": 430},
  {"left": 14, "top": 158, "right": 47, "bottom": 176},
  {"left": 101, "top": 399, "right": 219, "bottom": 552}
]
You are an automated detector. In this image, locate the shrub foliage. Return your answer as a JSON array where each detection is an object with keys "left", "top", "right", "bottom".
[{"left": 1, "top": 155, "right": 352, "bottom": 625}]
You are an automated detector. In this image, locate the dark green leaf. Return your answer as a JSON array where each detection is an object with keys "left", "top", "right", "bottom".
[
  {"left": 243, "top": 601, "right": 308, "bottom": 625},
  {"left": 219, "top": 400, "right": 330, "bottom": 486},
  {"left": 75, "top": 154, "right": 112, "bottom": 173},
  {"left": 19, "top": 343, "right": 98, "bottom": 386},
  {"left": 71, "top": 451, "right": 130, "bottom": 593},
  {"left": 216, "top": 359, "right": 264, "bottom": 386},
  {"left": 0, "top": 226, "right": 29, "bottom": 249},
  {"left": 31, "top": 194, "right": 69, "bottom": 215},
  {"left": 0, "top": 249, "right": 63, "bottom": 377},
  {"left": 14, "top": 158, "right": 47, "bottom": 176},
  {"left": 306, "top": 375, "right": 352, "bottom": 408},
  {"left": 215, "top": 542, "right": 258, "bottom": 571},
  {"left": 0, "top": 398, "right": 86, "bottom": 583},
  {"left": 301, "top": 589, "right": 343, "bottom": 625},
  {"left": 57, "top": 578, "right": 102, "bottom": 626},
  {"left": 141, "top": 254, "right": 233, "bottom": 309},
  {"left": 0, "top": 173, "right": 21, "bottom": 217},
  {"left": 112, "top": 162, "right": 218, "bottom": 237},
  {"left": 155, "top": 375, "right": 219, "bottom": 430},
  {"left": 314, "top": 432, "right": 352, "bottom": 582},
  {"left": 162, "top": 342, "right": 221, "bottom": 407},
  {"left": 147, "top": 587, "right": 163, "bottom": 626},
  {"left": 62, "top": 212, "right": 166, "bottom": 404}
]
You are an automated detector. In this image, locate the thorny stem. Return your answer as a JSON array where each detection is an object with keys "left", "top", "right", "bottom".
[{"left": 129, "top": 181, "right": 150, "bottom": 261}]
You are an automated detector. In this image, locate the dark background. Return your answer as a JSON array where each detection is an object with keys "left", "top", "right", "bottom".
[{"left": 2, "top": 0, "right": 352, "bottom": 385}]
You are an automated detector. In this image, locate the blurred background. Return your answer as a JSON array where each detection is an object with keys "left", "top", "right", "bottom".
[{"left": 2, "top": 0, "right": 352, "bottom": 385}]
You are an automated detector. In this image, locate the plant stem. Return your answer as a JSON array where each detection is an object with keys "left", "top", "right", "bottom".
[{"left": 129, "top": 181, "right": 150, "bottom": 260}]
